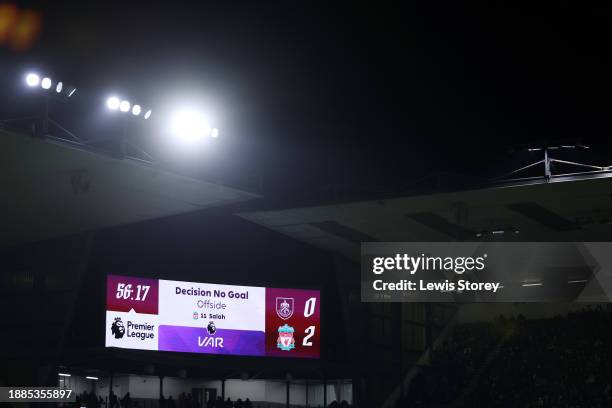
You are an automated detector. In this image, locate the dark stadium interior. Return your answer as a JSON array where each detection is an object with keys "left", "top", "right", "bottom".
[{"left": 2, "top": 2, "right": 612, "bottom": 408}]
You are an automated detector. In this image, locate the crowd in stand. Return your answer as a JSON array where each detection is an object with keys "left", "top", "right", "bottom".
[
  {"left": 398, "top": 305, "right": 612, "bottom": 407},
  {"left": 466, "top": 305, "right": 612, "bottom": 408},
  {"left": 201, "top": 395, "right": 253, "bottom": 408},
  {"left": 75, "top": 390, "right": 348, "bottom": 408},
  {"left": 75, "top": 390, "right": 105, "bottom": 408},
  {"left": 401, "top": 321, "right": 503, "bottom": 406}
]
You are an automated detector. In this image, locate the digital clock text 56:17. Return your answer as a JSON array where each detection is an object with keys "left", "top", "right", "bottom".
[{"left": 115, "top": 283, "right": 150, "bottom": 301}]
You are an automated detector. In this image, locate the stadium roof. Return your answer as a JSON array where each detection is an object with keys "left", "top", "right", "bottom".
[
  {"left": 1, "top": 129, "right": 259, "bottom": 247},
  {"left": 239, "top": 175, "right": 612, "bottom": 262}
]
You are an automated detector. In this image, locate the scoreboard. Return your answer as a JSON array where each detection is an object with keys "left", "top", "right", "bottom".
[{"left": 105, "top": 275, "right": 320, "bottom": 359}]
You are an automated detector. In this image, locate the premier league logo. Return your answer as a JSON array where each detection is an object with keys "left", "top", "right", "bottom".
[
  {"left": 276, "top": 297, "right": 294, "bottom": 320},
  {"left": 277, "top": 324, "right": 295, "bottom": 351},
  {"left": 111, "top": 317, "right": 125, "bottom": 339}
]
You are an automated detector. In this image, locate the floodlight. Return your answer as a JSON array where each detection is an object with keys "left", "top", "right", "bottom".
[
  {"left": 26, "top": 73, "right": 40, "bottom": 87},
  {"left": 41, "top": 77, "right": 52, "bottom": 89},
  {"left": 170, "top": 110, "right": 211, "bottom": 140},
  {"left": 119, "top": 100, "right": 130, "bottom": 112},
  {"left": 144, "top": 110, "right": 152, "bottom": 120},
  {"left": 56, "top": 81, "right": 63, "bottom": 93},
  {"left": 211, "top": 127, "right": 219, "bottom": 138},
  {"left": 107, "top": 96, "right": 120, "bottom": 110},
  {"left": 132, "top": 104, "right": 141, "bottom": 116}
]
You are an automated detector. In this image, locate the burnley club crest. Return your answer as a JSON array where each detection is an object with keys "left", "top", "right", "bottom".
[{"left": 276, "top": 297, "right": 294, "bottom": 320}]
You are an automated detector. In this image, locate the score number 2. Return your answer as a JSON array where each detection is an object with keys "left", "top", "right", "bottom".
[
  {"left": 116, "top": 283, "right": 150, "bottom": 301},
  {"left": 302, "top": 297, "right": 317, "bottom": 347}
]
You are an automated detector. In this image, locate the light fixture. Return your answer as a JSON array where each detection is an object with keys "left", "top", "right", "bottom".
[
  {"left": 24, "top": 72, "right": 76, "bottom": 100},
  {"left": 26, "top": 73, "right": 40, "bottom": 87},
  {"left": 170, "top": 109, "right": 219, "bottom": 140},
  {"left": 86, "top": 376, "right": 99, "bottom": 380},
  {"left": 170, "top": 110, "right": 211, "bottom": 140},
  {"left": 58, "top": 373, "right": 71, "bottom": 377},
  {"left": 107, "top": 97, "right": 120, "bottom": 110},
  {"left": 106, "top": 94, "right": 150, "bottom": 119},
  {"left": 521, "top": 282, "right": 543, "bottom": 287},
  {"left": 476, "top": 227, "right": 519, "bottom": 238},
  {"left": 119, "top": 100, "right": 130, "bottom": 112}
]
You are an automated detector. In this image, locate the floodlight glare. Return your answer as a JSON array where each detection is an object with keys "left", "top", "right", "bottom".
[
  {"left": 203, "top": 123, "right": 212, "bottom": 137},
  {"left": 119, "top": 100, "right": 130, "bottom": 112},
  {"left": 170, "top": 110, "right": 211, "bottom": 140},
  {"left": 211, "top": 127, "right": 219, "bottom": 138},
  {"left": 26, "top": 73, "right": 40, "bottom": 87},
  {"left": 107, "top": 96, "right": 120, "bottom": 110},
  {"left": 144, "top": 110, "right": 152, "bottom": 120},
  {"left": 41, "top": 77, "right": 52, "bottom": 89},
  {"left": 132, "top": 104, "right": 141, "bottom": 116},
  {"left": 56, "top": 81, "right": 63, "bottom": 93}
]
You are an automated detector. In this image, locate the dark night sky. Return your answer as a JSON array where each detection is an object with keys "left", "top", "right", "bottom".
[{"left": 2, "top": 1, "right": 612, "bottom": 204}]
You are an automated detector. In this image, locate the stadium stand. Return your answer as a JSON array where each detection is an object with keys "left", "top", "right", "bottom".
[{"left": 396, "top": 305, "right": 612, "bottom": 408}]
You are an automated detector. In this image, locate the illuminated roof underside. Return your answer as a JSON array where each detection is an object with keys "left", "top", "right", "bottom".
[
  {"left": 1, "top": 129, "right": 258, "bottom": 246},
  {"left": 239, "top": 175, "right": 612, "bottom": 261}
]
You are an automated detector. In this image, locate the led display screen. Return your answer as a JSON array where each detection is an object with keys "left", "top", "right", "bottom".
[{"left": 105, "top": 275, "right": 320, "bottom": 358}]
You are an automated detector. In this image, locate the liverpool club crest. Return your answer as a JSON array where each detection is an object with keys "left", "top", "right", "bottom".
[
  {"left": 276, "top": 297, "right": 294, "bottom": 320},
  {"left": 277, "top": 324, "right": 296, "bottom": 351}
]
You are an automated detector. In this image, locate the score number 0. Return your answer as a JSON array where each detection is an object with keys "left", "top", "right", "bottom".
[
  {"left": 303, "top": 297, "right": 317, "bottom": 347},
  {"left": 116, "top": 283, "right": 150, "bottom": 301}
]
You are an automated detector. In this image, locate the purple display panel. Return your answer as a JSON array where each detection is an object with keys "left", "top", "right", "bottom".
[
  {"left": 107, "top": 275, "right": 159, "bottom": 315},
  {"left": 158, "top": 326, "right": 265, "bottom": 356}
]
